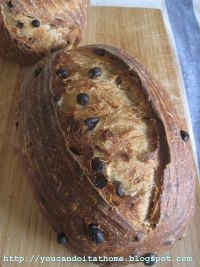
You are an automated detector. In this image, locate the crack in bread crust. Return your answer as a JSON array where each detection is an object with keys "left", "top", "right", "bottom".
[{"left": 52, "top": 47, "right": 170, "bottom": 227}]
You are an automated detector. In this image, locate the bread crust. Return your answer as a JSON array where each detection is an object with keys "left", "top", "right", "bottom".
[
  {"left": 0, "top": 0, "right": 88, "bottom": 65},
  {"left": 18, "top": 44, "right": 195, "bottom": 266}
]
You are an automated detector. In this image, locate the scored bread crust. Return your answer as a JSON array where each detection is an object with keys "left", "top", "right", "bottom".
[
  {"left": 0, "top": 0, "right": 88, "bottom": 65},
  {"left": 17, "top": 44, "right": 195, "bottom": 266}
]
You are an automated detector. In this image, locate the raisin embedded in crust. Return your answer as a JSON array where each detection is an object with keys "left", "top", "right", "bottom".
[
  {"left": 141, "top": 253, "right": 157, "bottom": 266},
  {"left": 88, "top": 67, "right": 102, "bottom": 79},
  {"left": 32, "top": 19, "right": 40, "bottom": 28},
  {"left": 113, "top": 181, "right": 124, "bottom": 197},
  {"left": 91, "top": 157, "right": 105, "bottom": 173},
  {"left": 180, "top": 130, "right": 189, "bottom": 142},
  {"left": 93, "top": 174, "right": 108, "bottom": 189},
  {"left": 56, "top": 68, "right": 69, "bottom": 79},
  {"left": 88, "top": 224, "right": 105, "bottom": 244},
  {"left": 84, "top": 117, "right": 99, "bottom": 130},
  {"left": 77, "top": 93, "right": 90, "bottom": 106},
  {"left": 57, "top": 232, "right": 68, "bottom": 244}
]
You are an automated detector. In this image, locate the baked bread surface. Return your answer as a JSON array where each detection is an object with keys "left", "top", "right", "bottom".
[
  {"left": 18, "top": 45, "right": 195, "bottom": 266},
  {"left": 0, "top": 0, "right": 88, "bottom": 64}
]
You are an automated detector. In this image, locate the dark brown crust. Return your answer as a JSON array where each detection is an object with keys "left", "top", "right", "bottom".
[
  {"left": 17, "top": 44, "right": 195, "bottom": 266},
  {"left": 0, "top": 0, "right": 88, "bottom": 65}
]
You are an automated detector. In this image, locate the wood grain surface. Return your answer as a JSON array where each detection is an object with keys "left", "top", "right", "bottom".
[{"left": 0, "top": 6, "right": 199, "bottom": 267}]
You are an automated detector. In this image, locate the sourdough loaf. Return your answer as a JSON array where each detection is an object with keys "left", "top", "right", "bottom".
[
  {"left": 0, "top": 0, "right": 88, "bottom": 64},
  {"left": 17, "top": 45, "right": 195, "bottom": 266}
]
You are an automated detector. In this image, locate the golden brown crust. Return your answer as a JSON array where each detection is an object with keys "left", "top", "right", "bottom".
[
  {"left": 0, "top": 0, "right": 88, "bottom": 65},
  {"left": 17, "top": 45, "right": 195, "bottom": 266}
]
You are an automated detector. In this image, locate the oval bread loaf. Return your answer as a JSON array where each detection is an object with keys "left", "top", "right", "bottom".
[
  {"left": 0, "top": 0, "right": 88, "bottom": 65},
  {"left": 17, "top": 45, "right": 195, "bottom": 266}
]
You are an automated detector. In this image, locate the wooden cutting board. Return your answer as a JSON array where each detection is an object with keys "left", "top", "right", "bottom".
[{"left": 0, "top": 6, "right": 199, "bottom": 267}]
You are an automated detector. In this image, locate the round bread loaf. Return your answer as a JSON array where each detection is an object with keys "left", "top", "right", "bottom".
[
  {"left": 0, "top": 0, "right": 88, "bottom": 64},
  {"left": 17, "top": 45, "right": 195, "bottom": 266}
]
